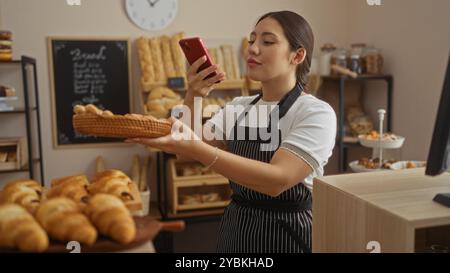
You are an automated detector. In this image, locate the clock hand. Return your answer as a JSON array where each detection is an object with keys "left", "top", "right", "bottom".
[{"left": 148, "top": 0, "right": 160, "bottom": 7}]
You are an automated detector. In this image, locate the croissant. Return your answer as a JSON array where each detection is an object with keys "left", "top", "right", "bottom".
[
  {"left": 0, "top": 180, "right": 43, "bottom": 214},
  {"left": 0, "top": 204, "right": 49, "bottom": 252},
  {"left": 36, "top": 198, "right": 97, "bottom": 246},
  {"left": 47, "top": 175, "right": 90, "bottom": 205},
  {"left": 84, "top": 194, "right": 136, "bottom": 244},
  {"left": 88, "top": 170, "right": 135, "bottom": 202}
]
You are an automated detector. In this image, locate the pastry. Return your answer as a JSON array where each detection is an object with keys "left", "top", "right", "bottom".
[
  {"left": 201, "top": 193, "right": 221, "bottom": 203},
  {"left": 181, "top": 194, "right": 202, "bottom": 205},
  {"left": 209, "top": 48, "right": 218, "bottom": 64},
  {"left": 137, "top": 37, "right": 155, "bottom": 83},
  {"left": 171, "top": 32, "right": 187, "bottom": 78},
  {"left": 0, "top": 85, "right": 16, "bottom": 97},
  {"left": 0, "top": 179, "right": 43, "bottom": 214},
  {"left": 215, "top": 46, "right": 225, "bottom": 77},
  {"left": 36, "top": 198, "right": 97, "bottom": 246},
  {"left": 73, "top": 104, "right": 172, "bottom": 139},
  {"left": 84, "top": 194, "right": 136, "bottom": 245},
  {"left": 146, "top": 87, "right": 182, "bottom": 118},
  {"left": 88, "top": 170, "right": 136, "bottom": 204},
  {"left": 47, "top": 175, "right": 90, "bottom": 205},
  {"left": 6, "top": 151, "right": 16, "bottom": 162},
  {"left": 160, "top": 35, "right": 177, "bottom": 78},
  {"left": 0, "top": 31, "right": 12, "bottom": 41},
  {"left": 149, "top": 37, "right": 166, "bottom": 82},
  {"left": 0, "top": 204, "right": 49, "bottom": 252},
  {"left": 0, "top": 152, "right": 7, "bottom": 162},
  {"left": 221, "top": 45, "right": 236, "bottom": 80}
]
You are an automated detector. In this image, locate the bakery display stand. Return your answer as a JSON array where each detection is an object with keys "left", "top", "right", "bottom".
[
  {"left": 322, "top": 74, "right": 394, "bottom": 173},
  {"left": 0, "top": 56, "right": 44, "bottom": 184}
]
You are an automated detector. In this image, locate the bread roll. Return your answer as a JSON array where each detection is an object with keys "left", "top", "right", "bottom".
[
  {"left": 160, "top": 35, "right": 177, "bottom": 78},
  {"left": 84, "top": 194, "right": 136, "bottom": 245},
  {"left": 0, "top": 204, "right": 49, "bottom": 252},
  {"left": 149, "top": 37, "right": 166, "bottom": 82},
  {"left": 36, "top": 198, "right": 97, "bottom": 246},
  {"left": 0, "top": 180, "right": 43, "bottom": 214}
]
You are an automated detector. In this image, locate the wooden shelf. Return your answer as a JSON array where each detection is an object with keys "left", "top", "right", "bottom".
[
  {"left": 178, "top": 200, "right": 230, "bottom": 211},
  {"left": 213, "top": 79, "right": 245, "bottom": 90},
  {"left": 165, "top": 208, "right": 225, "bottom": 219},
  {"left": 322, "top": 74, "right": 393, "bottom": 81},
  {"left": 0, "top": 60, "right": 21, "bottom": 65}
]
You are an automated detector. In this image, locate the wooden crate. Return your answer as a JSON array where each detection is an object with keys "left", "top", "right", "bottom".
[
  {"left": 0, "top": 138, "right": 26, "bottom": 171},
  {"left": 166, "top": 158, "right": 231, "bottom": 215}
]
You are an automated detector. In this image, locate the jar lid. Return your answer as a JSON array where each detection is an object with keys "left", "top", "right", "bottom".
[
  {"left": 321, "top": 43, "right": 336, "bottom": 51},
  {"left": 351, "top": 43, "right": 367, "bottom": 48}
]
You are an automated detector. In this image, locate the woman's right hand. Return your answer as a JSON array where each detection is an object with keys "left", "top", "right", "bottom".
[{"left": 186, "top": 56, "right": 226, "bottom": 98}]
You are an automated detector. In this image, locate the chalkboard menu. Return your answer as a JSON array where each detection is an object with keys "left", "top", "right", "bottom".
[{"left": 48, "top": 38, "right": 131, "bottom": 147}]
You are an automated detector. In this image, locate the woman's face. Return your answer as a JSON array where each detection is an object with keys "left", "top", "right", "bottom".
[{"left": 247, "top": 17, "right": 297, "bottom": 82}]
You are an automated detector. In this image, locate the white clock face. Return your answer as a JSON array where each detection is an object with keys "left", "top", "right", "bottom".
[{"left": 126, "top": 0, "right": 178, "bottom": 31}]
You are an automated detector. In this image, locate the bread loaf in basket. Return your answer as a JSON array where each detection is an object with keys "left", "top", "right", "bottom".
[{"left": 73, "top": 104, "right": 172, "bottom": 139}]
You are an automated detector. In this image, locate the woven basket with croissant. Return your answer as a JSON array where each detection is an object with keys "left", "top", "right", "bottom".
[{"left": 73, "top": 104, "right": 172, "bottom": 139}]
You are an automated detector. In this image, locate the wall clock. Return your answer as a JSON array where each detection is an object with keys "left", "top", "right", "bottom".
[{"left": 125, "top": 0, "right": 178, "bottom": 31}]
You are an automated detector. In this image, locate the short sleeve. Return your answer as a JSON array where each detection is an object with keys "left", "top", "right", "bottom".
[
  {"left": 280, "top": 101, "right": 337, "bottom": 176},
  {"left": 204, "top": 96, "right": 256, "bottom": 141}
]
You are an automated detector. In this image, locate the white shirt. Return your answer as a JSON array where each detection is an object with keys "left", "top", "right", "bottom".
[{"left": 204, "top": 94, "right": 337, "bottom": 190}]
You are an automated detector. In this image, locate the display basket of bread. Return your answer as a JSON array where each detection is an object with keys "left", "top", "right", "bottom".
[
  {"left": 73, "top": 104, "right": 172, "bottom": 139},
  {"left": 0, "top": 171, "right": 185, "bottom": 253}
]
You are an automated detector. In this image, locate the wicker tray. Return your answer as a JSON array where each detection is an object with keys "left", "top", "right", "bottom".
[{"left": 73, "top": 105, "right": 172, "bottom": 139}]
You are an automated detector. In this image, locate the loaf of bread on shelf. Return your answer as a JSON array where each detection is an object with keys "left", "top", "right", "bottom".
[
  {"left": 0, "top": 179, "right": 43, "bottom": 214},
  {"left": 221, "top": 45, "right": 236, "bottom": 80},
  {"left": 47, "top": 175, "right": 90, "bottom": 205},
  {"left": 181, "top": 194, "right": 202, "bottom": 205},
  {"left": 146, "top": 86, "right": 182, "bottom": 118},
  {"left": 160, "top": 35, "right": 177, "bottom": 78},
  {"left": 36, "top": 198, "right": 97, "bottom": 246},
  {"left": 171, "top": 32, "right": 186, "bottom": 78},
  {"left": 0, "top": 204, "right": 49, "bottom": 252},
  {"left": 215, "top": 46, "right": 225, "bottom": 76},
  {"left": 84, "top": 194, "right": 136, "bottom": 245},
  {"left": 149, "top": 37, "right": 166, "bottom": 82},
  {"left": 137, "top": 37, "right": 156, "bottom": 83}
]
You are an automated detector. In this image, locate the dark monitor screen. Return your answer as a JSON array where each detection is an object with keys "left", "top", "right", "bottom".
[{"left": 426, "top": 53, "right": 450, "bottom": 176}]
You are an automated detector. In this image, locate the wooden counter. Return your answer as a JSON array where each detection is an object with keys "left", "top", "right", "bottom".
[{"left": 312, "top": 168, "right": 450, "bottom": 253}]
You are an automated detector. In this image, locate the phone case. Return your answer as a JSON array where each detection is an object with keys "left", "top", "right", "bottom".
[{"left": 179, "top": 37, "right": 218, "bottom": 80}]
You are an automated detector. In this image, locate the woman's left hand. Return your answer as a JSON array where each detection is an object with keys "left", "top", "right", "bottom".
[{"left": 125, "top": 117, "right": 203, "bottom": 157}]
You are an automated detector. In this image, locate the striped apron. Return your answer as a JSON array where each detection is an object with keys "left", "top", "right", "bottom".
[{"left": 217, "top": 83, "right": 313, "bottom": 253}]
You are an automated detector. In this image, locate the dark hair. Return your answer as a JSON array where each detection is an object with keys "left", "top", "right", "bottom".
[{"left": 257, "top": 11, "right": 314, "bottom": 87}]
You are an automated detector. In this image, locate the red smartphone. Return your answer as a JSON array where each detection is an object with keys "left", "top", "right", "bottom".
[{"left": 179, "top": 37, "right": 220, "bottom": 82}]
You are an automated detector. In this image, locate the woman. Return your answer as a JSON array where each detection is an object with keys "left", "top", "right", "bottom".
[{"left": 128, "top": 11, "right": 336, "bottom": 253}]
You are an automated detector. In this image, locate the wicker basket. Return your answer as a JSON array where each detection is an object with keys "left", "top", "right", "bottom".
[{"left": 73, "top": 106, "right": 172, "bottom": 139}]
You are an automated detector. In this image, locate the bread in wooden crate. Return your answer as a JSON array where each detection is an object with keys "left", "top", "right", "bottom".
[{"left": 73, "top": 104, "right": 172, "bottom": 139}]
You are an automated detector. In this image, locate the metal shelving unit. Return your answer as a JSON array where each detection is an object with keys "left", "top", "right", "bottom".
[
  {"left": 0, "top": 56, "right": 44, "bottom": 184},
  {"left": 322, "top": 74, "right": 394, "bottom": 173}
]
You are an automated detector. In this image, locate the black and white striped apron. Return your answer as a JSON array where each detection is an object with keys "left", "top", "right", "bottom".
[{"left": 217, "top": 83, "right": 312, "bottom": 253}]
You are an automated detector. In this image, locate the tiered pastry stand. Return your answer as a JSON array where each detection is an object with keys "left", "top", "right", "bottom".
[{"left": 349, "top": 109, "right": 405, "bottom": 173}]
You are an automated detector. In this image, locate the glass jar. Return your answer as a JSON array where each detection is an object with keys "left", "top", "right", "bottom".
[
  {"left": 363, "top": 47, "right": 384, "bottom": 74},
  {"left": 349, "top": 43, "right": 366, "bottom": 74},
  {"left": 319, "top": 43, "right": 336, "bottom": 76},
  {"left": 331, "top": 48, "right": 348, "bottom": 75}
]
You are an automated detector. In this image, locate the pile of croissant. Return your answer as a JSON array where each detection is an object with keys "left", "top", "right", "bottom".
[{"left": 0, "top": 170, "right": 140, "bottom": 253}]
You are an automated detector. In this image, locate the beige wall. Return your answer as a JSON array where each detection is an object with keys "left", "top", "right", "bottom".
[
  {"left": 1, "top": 0, "right": 448, "bottom": 189},
  {"left": 0, "top": 0, "right": 349, "bottom": 189},
  {"left": 349, "top": 0, "right": 450, "bottom": 161}
]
